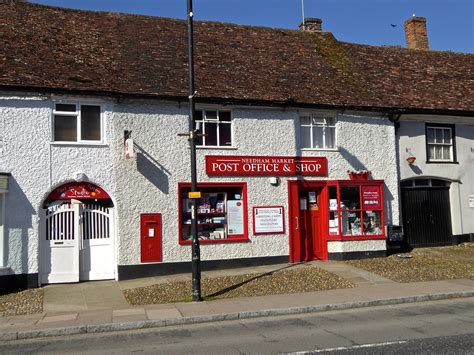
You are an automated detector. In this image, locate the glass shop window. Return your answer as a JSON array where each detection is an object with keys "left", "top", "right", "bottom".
[
  {"left": 179, "top": 183, "right": 248, "bottom": 244},
  {"left": 328, "top": 183, "right": 384, "bottom": 238}
]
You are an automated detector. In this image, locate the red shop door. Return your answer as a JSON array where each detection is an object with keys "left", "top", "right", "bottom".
[
  {"left": 140, "top": 213, "right": 162, "bottom": 263},
  {"left": 289, "top": 182, "right": 327, "bottom": 262}
]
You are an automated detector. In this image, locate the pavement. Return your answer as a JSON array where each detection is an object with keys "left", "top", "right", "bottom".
[{"left": 1, "top": 261, "right": 473, "bottom": 342}]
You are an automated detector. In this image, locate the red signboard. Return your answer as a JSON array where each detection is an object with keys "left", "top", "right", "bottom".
[
  {"left": 206, "top": 156, "right": 327, "bottom": 176},
  {"left": 361, "top": 186, "right": 382, "bottom": 210},
  {"left": 46, "top": 182, "right": 111, "bottom": 202}
]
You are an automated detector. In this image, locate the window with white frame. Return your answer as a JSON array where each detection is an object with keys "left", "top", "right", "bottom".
[
  {"left": 426, "top": 125, "right": 454, "bottom": 162},
  {"left": 53, "top": 103, "right": 102, "bottom": 143},
  {"left": 194, "top": 110, "right": 232, "bottom": 147},
  {"left": 300, "top": 114, "right": 336, "bottom": 149}
]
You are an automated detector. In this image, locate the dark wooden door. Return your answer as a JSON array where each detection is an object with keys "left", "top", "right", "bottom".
[{"left": 401, "top": 187, "right": 452, "bottom": 247}]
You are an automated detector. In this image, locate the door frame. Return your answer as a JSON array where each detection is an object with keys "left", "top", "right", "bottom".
[{"left": 288, "top": 180, "right": 328, "bottom": 262}]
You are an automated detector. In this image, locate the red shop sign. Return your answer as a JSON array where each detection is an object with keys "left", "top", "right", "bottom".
[
  {"left": 361, "top": 186, "right": 382, "bottom": 209},
  {"left": 206, "top": 155, "right": 327, "bottom": 176},
  {"left": 46, "top": 182, "right": 111, "bottom": 202}
]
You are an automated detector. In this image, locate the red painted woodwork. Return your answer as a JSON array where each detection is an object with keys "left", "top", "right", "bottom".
[
  {"left": 140, "top": 213, "right": 162, "bottom": 263},
  {"left": 178, "top": 182, "right": 249, "bottom": 244},
  {"left": 288, "top": 179, "right": 386, "bottom": 262},
  {"left": 206, "top": 155, "right": 327, "bottom": 177},
  {"left": 46, "top": 182, "right": 111, "bottom": 203},
  {"left": 288, "top": 181, "right": 328, "bottom": 262}
]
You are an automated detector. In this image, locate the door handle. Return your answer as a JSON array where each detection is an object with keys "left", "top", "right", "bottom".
[{"left": 295, "top": 216, "right": 299, "bottom": 230}]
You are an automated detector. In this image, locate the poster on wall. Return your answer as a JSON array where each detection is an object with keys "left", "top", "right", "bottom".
[
  {"left": 253, "top": 206, "right": 285, "bottom": 234},
  {"left": 361, "top": 186, "right": 382, "bottom": 209},
  {"left": 227, "top": 200, "right": 244, "bottom": 235}
]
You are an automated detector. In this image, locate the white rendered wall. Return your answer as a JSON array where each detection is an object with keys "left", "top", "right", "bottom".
[
  {"left": 0, "top": 94, "right": 116, "bottom": 276},
  {"left": 113, "top": 103, "right": 398, "bottom": 265},
  {"left": 327, "top": 240, "right": 386, "bottom": 253},
  {"left": 398, "top": 115, "right": 474, "bottom": 235}
]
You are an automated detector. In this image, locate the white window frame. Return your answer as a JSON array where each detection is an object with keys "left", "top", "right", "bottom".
[
  {"left": 52, "top": 103, "right": 105, "bottom": 145},
  {"left": 195, "top": 109, "right": 233, "bottom": 148},
  {"left": 299, "top": 114, "right": 337, "bottom": 150},
  {"left": 426, "top": 126, "right": 453, "bottom": 162}
]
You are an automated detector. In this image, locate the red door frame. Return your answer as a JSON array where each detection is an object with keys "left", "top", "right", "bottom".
[{"left": 288, "top": 180, "right": 328, "bottom": 262}]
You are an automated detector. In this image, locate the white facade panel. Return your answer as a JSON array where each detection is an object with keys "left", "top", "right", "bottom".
[
  {"left": 0, "top": 94, "right": 117, "bottom": 276},
  {"left": 398, "top": 116, "right": 474, "bottom": 236},
  {"left": 113, "top": 103, "right": 398, "bottom": 265}
]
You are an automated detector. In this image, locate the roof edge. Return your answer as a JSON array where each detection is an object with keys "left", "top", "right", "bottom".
[{"left": 1, "top": 85, "right": 473, "bottom": 117}]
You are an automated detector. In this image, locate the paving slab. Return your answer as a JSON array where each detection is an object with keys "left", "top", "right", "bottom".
[
  {"left": 39, "top": 313, "right": 78, "bottom": 324},
  {"left": 146, "top": 308, "right": 182, "bottom": 320}
]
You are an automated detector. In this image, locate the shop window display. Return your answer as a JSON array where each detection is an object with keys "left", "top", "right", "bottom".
[
  {"left": 327, "top": 183, "right": 384, "bottom": 238},
  {"left": 179, "top": 183, "right": 248, "bottom": 244}
]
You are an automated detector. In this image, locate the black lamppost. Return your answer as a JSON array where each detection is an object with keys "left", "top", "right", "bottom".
[{"left": 186, "top": 0, "right": 202, "bottom": 302}]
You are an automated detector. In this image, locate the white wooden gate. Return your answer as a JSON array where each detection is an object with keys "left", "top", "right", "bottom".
[
  {"left": 80, "top": 203, "right": 115, "bottom": 281},
  {"left": 40, "top": 202, "right": 115, "bottom": 284}
]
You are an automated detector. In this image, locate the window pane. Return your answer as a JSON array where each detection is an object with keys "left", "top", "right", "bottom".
[
  {"left": 414, "top": 179, "right": 429, "bottom": 186},
  {"left": 312, "top": 126, "right": 323, "bottom": 148},
  {"left": 431, "top": 179, "right": 447, "bottom": 187},
  {"left": 435, "top": 145, "right": 443, "bottom": 159},
  {"left": 205, "top": 111, "right": 217, "bottom": 120},
  {"left": 342, "top": 211, "right": 362, "bottom": 236},
  {"left": 312, "top": 117, "right": 324, "bottom": 126},
  {"left": 54, "top": 115, "right": 77, "bottom": 141},
  {"left": 205, "top": 122, "right": 218, "bottom": 146},
  {"left": 326, "top": 117, "right": 336, "bottom": 127},
  {"left": 300, "top": 126, "right": 311, "bottom": 148},
  {"left": 219, "top": 111, "right": 231, "bottom": 121},
  {"left": 363, "top": 211, "right": 382, "bottom": 235},
  {"left": 300, "top": 116, "right": 311, "bottom": 125},
  {"left": 443, "top": 129, "right": 451, "bottom": 144},
  {"left": 325, "top": 127, "right": 335, "bottom": 148},
  {"left": 81, "top": 105, "right": 101, "bottom": 141},
  {"left": 55, "top": 104, "right": 76, "bottom": 112},
  {"left": 340, "top": 186, "right": 360, "bottom": 210},
  {"left": 442, "top": 146, "right": 451, "bottom": 160},
  {"left": 219, "top": 122, "right": 232, "bottom": 146},
  {"left": 435, "top": 129, "right": 443, "bottom": 143},
  {"left": 428, "top": 145, "right": 435, "bottom": 160},
  {"left": 427, "top": 128, "right": 435, "bottom": 143}
]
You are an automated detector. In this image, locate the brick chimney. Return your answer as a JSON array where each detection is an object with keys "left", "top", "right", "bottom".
[
  {"left": 299, "top": 18, "right": 323, "bottom": 31},
  {"left": 404, "top": 15, "right": 429, "bottom": 50}
]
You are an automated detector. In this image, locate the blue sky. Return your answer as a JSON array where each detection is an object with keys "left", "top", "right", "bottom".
[{"left": 32, "top": 0, "right": 473, "bottom": 53}]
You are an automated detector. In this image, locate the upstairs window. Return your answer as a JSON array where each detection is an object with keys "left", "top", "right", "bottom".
[
  {"left": 195, "top": 110, "right": 232, "bottom": 147},
  {"left": 426, "top": 124, "right": 455, "bottom": 162},
  {"left": 300, "top": 114, "right": 336, "bottom": 149},
  {"left": 53, "top": 103, "right": 102, "bottom": 143}
]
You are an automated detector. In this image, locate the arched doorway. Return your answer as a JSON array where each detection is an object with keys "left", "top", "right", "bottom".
[
  {"left": 40, "top": 182, "right": 116, "bottom": 284},
  {"left": 401, "top": 178, "right": 453, "bottom": 247}
]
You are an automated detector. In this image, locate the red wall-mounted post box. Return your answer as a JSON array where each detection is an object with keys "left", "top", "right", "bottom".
[{"left": 140, "top": 213, "right": 162, "bottom": 263}]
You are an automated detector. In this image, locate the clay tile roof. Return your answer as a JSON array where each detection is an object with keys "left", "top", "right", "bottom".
[{"left": 1, "top": 2, "right": 473, "bottom": 112}]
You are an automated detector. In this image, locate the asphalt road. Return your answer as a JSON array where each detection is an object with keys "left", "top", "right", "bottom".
[{"left": 1, "top": 298, "right": 473, "bottom": 354}]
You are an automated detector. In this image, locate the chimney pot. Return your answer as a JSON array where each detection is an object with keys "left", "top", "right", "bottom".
[
  {"left": 404, "top": 16, "right": 429, "bottom": 50},
  {"left": 299, "top": 18, "right": 323, "bottom": 31}
]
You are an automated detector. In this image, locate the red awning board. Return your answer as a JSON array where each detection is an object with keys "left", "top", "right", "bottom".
[{"left": 45, "top": 182, "right": 110, "bottom": 203}]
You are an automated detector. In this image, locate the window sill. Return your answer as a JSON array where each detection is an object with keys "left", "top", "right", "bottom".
[
  {"left": 179, "top": 237, "right": 250, "bottom": 245},
  {"left": 425, "top": 160, "right": 459, "bottom": 164},
  {"left": 299, "top": 147, "right": 339, "bottom": 152},
  {"left": 50, "top": 142, "right": 108, "bottom": 148},
  {"left": 196, "top": 146, "right": 237, "bottom": 150}
]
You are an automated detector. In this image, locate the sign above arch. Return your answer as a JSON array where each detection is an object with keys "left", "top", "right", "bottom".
[{"left": 45, "top": 182, "right": 111, "bottom": 204}]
